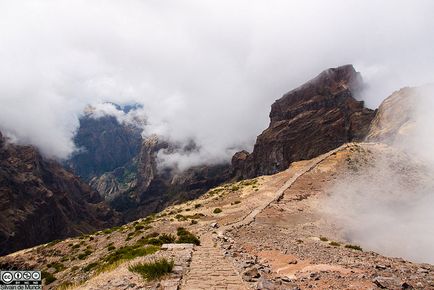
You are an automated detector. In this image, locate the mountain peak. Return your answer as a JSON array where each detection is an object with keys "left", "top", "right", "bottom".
[{"left": 232, "top": 65, "right": 375, "bottom": 179}]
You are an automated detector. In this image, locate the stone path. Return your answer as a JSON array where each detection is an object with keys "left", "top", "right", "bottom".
[
  {"left": 221, "top": 143, "right": 350, "bottom": 232},
  {"left": 181, "top": 144, "right": 351, "bottom": 290},
  {"left": 180, "top": 233, "right": 248, "bottom": 290}
]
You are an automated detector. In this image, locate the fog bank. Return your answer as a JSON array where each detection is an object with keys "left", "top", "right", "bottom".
[
  {"left": 323, "top": 86, "right": 434, "bottom": 263},
  {"left": 0, "top": 0, "right": 434, "bottom": 167}
]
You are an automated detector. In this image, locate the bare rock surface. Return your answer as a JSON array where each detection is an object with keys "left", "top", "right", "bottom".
[
  {"left": 232, "top": 65, "right": 376, "bottom": 179},
  {"left": 0, "top": 132, "right": 119, "bottom": 256}
]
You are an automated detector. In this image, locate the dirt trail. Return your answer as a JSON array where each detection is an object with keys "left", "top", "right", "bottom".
[
  {"left": 180, "top": 144, "right": 351, "bottom": 290},
  {"left": 220, "top": 143, "right": 350, "bottom": 232}
]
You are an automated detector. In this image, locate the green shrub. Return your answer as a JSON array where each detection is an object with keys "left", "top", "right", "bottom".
[
  {"left": 103, "top": 245, "right": 159, "bottom": 266},
  {"left": 129, "top": 259, "right": 174, "bottom": 281},
  {"left": 194, "top": 204, "right": 202, "bottom": 208},
  {"left": 176, "top": 227, "right": 200, "bottom": 245},
  {"left": 42, "top": 271, "right": 56, "bottom": 284},
  {"left": 190, "top": 220, "right": 198, "bottom": 225},
  {"left": 213, "top": 208, "right": 222, "bottom": 214},
  {"left": 175, "top": 214, "right": 187, "bottom": 221},
  {"left": 330, "top": 241, "right": 341, "bottom": 247},
  {"left": 158, "top": 233, "right": 176, "bottom": 244},
  {"left": 135, "top": 225, "right": 145, "bottom": 231},
  {"left": 145, "top": 233, "right": 176, "bottom": 246},
  {"left": 319, "top": 236, "right": 328, "bottom": 242},
  {"left": 345, "top": 244, "right": 363, "bottom": 251},
  {"left": 231, "top": 185, "right": 240, "bottom": 192},
  {"left": 78, "top": 249, "right": 93, "bottom": 260},
  {"left": 232, "top": 200, "right": 241, "bottom": 205},
  {"left": 107, "top": 245, "right": 116, "bottom": 251},
  {"left": 83, "top": 262, "right": 98, "bottom": 272}
]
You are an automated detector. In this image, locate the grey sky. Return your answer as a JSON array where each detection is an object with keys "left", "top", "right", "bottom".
[{"left": 0, "top": 0, "right": 433, "bottom": 166}]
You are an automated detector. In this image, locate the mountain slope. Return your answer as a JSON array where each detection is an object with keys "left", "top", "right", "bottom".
[
  {"left": 68, "top": 112, "right": 230, "bottom": 220},
  {"left": 0, "top": 132, "right": 120, "bottom": 255},
  {"left": 232, "top": 65, "right": 376, "bottom": 179},
  {"left": 1, "top": 143, "right": 432, "bottom": 290},
  {"left": 66, "top": 113, "right": 142, "bottom": 182}
]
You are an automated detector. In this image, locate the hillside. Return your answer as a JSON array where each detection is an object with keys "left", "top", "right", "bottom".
[
  {"left": 1, "top": 143, "right": 433, "bottom": 289},
  {"left": 67, "top": 110, "right": 230, "bottom": 221},
  {"left": 0, "top": 132, "right": 120, "bottom": 256}
]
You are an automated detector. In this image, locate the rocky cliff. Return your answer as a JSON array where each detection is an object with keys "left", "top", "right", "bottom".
[
  {"left": 0, "top": 132, "right": 120, "bottom": 255},
  {"left": 109, "top": 136, "right": 230, "bottom": 220},
  {"left": 66, "top": 114, "right": 142, "bottom": 181},
  {"left": 68, "top": 112, "right": 230, "bottom": 220},
  {"left": 232, "top": 65, "right": 376, "bottom": 179}
]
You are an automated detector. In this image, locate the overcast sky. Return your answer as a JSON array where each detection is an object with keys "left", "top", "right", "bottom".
[{"left": 0, "top": 0, "right": 433, "bottom": 166}]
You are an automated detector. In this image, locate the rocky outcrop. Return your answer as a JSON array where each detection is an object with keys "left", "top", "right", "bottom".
[
  {"left": 232, "top": 65, "right": 376, "bottom": 179},
  {"left": 0, "top": 133, "right": 120, "bottom": 255},
  {"left": 110, "top": 135, "right": 230, "bottom": 220},
  {"left": 66, "top": 114, "right": 142, "bottom": 181}
]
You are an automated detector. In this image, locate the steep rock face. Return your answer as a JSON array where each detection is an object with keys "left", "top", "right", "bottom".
[
  {"left": 0, "top": 133, "right": 119, "bottom": 255},
  {"left": 66, "top": 114, "right": 142, "bottom": 181},
  {"left": 110, "top": 136, "right": 230, "bottom": 220},
  {"left": 232, "top": 65, "right": 376, "bottom": 179}
]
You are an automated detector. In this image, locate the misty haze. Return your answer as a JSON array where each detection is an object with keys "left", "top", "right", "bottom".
[{"left": 0, "top": 1, "right": 433, "bottom": 289}]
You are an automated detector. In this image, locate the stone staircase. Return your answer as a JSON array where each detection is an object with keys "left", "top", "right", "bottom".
[{"left": 180, "top": 233, "right": 248, "bottom": 290}]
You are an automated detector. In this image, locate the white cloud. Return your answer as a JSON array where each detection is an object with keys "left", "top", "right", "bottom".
[
  {"left": 322, "top": 86, "right": 434, "bottom": 264},
  {"left": 0, "top": 0, "right": 433, "bottom": 161}
]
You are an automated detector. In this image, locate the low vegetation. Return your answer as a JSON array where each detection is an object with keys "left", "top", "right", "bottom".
[
  {"left": 129, "top": 258, "right": 174, "bottom": 281},
  {"left": 329, "top": 241, "right": 341, "bottom": 247},
  {"left": 82, "top": 262, "right": 98, "bottom": 272},
  {"left": 78, "top": 249, "right": 93, "bottom": 260},
  {"left": 145, "top": 233, "right": 177, "bottom": 246},
  {"left": 47, "top": 262, "right": 65, "bottom": 273},
  {"left": 103, "top": 245, "right": 159, "bottom": 266},
  {"left": 42, "top": 271, "right": 56, "bottom": 284},
  {"left": 213, "top": 208, "right": 222, "bottom": 214},
  {"left": 345, "top": 244, "right": 363, "bottom": 251},
  {"left": 176, "top": 227, "right": 200, "bottom": 245}
]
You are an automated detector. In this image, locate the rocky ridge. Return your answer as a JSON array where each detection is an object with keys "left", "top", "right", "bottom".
[
  {"left": 232, "top": 64, "right": 376, "bottom": 179},
  {"left": 0, "top": 132, "right": 120, "bottom": 256}
]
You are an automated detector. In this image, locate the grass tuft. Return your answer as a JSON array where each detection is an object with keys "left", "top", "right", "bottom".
[
  {"left": 129, "top": 258, "right": 174, "bottom": 281},
  {"left": 176, "top": 227, "right": 200, "bottom": 245}
]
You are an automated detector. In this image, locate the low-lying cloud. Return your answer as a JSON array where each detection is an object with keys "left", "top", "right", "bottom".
[
  {"left": 0, "top": 0, "right": 434, "bottom": 167},
  {"left": 322, "top": 86, "right": 434, "bottom": 264}
]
